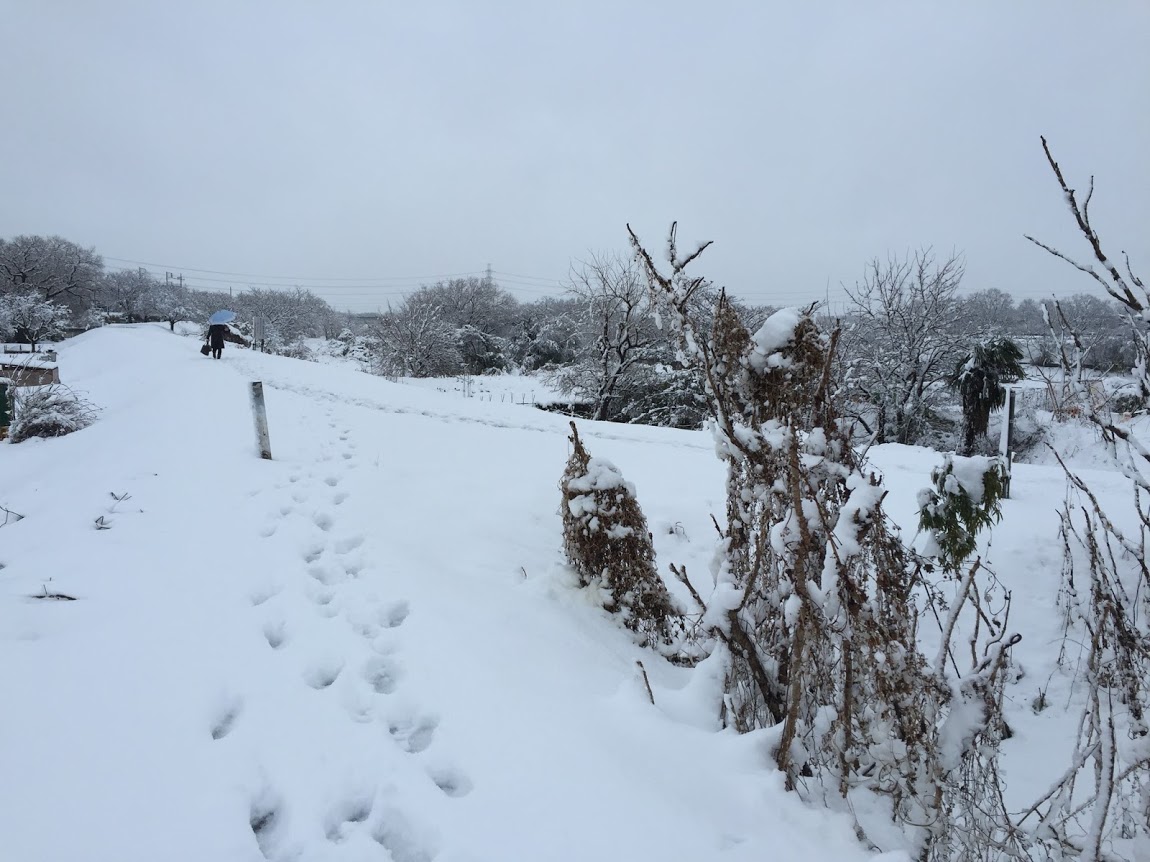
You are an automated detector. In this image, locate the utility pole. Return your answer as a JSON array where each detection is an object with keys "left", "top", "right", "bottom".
[
  {"left": 164, "top": 272, "right": 185, "bottom": 289},
  {"left": 485, "top": 263, "right": 494, "bottom": 288}
]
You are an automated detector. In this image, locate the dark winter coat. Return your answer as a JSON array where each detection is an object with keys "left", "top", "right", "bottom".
[{"left": 207, "top": 324, "right": 227, "bottom": 350}]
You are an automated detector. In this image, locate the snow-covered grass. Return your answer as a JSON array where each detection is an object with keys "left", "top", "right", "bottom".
[{"left": 0, "top": 323, "right": 1143, "bottom": 860}]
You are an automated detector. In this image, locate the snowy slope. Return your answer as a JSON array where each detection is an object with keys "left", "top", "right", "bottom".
[{"left": 1, "top": 325, "right": 899, "bottom": 862}]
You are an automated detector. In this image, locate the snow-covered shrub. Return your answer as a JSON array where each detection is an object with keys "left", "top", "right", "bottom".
[
  {"left": 612, "top": 363, "right": 708, "bottom": 429},
  {"left": 8, "top": 384, "right": 97, "bottom": 443},
  {"left": 1111, "top": 388, "right": 1147, "bottom": 416},
  {"left": 74, "top": 306, "right": 109, "bottom": 331},
  {"left": 918, "top": 454, "right": 1008, "bottom": 571},
  {"left": 631, "top": 223, "right": 1023, "bottom": 860},
  {"left": 336, "top": 328, "right": 377, "bottom": 367},
  {"left": 560, "top": 421, "right": 681, "bottom": 646},
  {"left": 456, "top": 324, "right": 509, "bottom": 374},
  {"left": 276, "top": 339, "right": 314, "bottom": 361}
]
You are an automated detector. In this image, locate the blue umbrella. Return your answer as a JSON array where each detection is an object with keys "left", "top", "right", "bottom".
[{"left": 208, "top": 309, "right": 237, "bottom": 325}]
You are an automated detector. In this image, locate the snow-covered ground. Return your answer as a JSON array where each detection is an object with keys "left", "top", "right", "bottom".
[
  {"left": 389, "top": 371, "right": 565, "bottom": 408},
  {"left": 0, "top": 324, "right": 1141, "bottom": 861},
  {"left": 303, "top": 340, "right": 567, "bottom": 407}
]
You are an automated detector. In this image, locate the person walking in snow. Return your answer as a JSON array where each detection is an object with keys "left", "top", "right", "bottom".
[{"left": 206, "top": 323, "right": 227, "bottom": 359}]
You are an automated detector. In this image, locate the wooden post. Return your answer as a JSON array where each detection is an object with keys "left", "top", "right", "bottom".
[
  {"left": 0, "top": 378, "right": 10, "bottom": 440},
  {"left": 1007, "top": 387, "right": 1016, "bottom": 456},
  {"left": 250, "top": 381, "right": 272, "bottom": 460},
  {"left": 998, "top": 387, "right": 1016, "bottom": 497}
]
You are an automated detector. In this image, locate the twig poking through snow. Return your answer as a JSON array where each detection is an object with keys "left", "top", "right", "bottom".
[{"left": 636, "top": 661, "right": 655, "bottom": 706}]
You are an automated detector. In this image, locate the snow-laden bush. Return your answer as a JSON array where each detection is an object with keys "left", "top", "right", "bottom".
[
  {"left": 631, "top": 224, "right": 1026, "bottom": 860},
  {"left": 612, "top": 363, "right": 708, "bottom": 429},
  {"left": 276, "top": 339, "right": 314, "bottom": 361},
  {"left": 560, "top": 422, "right": 681, "bottom": 647},
  {"left": 918, "top": 454, "right": 1008, "bottom": 571},
  {"left": 8, "top": 384, "right": 97, "bottom": 443}
]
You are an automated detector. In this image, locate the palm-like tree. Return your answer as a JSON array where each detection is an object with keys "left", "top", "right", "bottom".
[{"left": 948, "top": 337, "right": 1025, "bottom": 455}]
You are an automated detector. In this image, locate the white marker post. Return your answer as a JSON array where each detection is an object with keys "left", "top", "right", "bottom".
[{"left": 250, "top": 381, "right": 272, "bottom": 460}]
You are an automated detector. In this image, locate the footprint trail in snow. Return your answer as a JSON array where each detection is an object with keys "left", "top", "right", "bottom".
[{"left": 233, "top": 417, "right": 468, "bottom": 859}]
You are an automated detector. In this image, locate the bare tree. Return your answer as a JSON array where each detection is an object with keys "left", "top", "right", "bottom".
[
  {"left": 1019, "top": 136, "right": 1150, "bottom": 860},
  {"left": 234, "top": 287, "right": 332, "bottom": 346},
  {"left": 381, "top": 278, "right": 520, "bottom": 374},
  {"left": 960, "top": 288, "right": 1016, "bottom": 335},
  {"left": 1041, "top": 293, "right": 1132, "bottom": 372},
  {"left": 0, "top": 235, "right": 103, "bottom": 303},
  {"left": 1014, "top": 297, "right": 1047, "bottom": 337},
  {"left": 420, "top": 276, "right": 518, "bottom": 334},
  {"left": 842, "top": 249, "right": 968, "bottom": 444},
  {"left": 375, "top": 294, "right": 462, "bottom": 377},
  {"left": 98, "top": 269, "right": 160, "bottom": 322},
  {"left": 153, "top": 280, "right": 194, "bottom": 331},
  {"left": 186, "top": 289, "right": 232, "bottom": 322},
  {"left": 551, "top": 252, "right": 661, "bottom": 421}
]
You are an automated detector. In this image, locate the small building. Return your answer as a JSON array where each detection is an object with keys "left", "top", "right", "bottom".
[{"left": 0, "top": 359, "right": 60, "bottom": 387}]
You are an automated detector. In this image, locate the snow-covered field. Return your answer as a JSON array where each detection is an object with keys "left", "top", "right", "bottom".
[
  {"left": 302, "top": 338, "right": 567, "bottom": 408},
  {"left": 0, "top": 324, "right": 1140, "bottom": 861}
]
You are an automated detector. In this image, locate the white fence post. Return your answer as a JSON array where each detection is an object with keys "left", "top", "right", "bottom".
[{"left": 250, "top": 381, "right": 273, "bottom": 460}]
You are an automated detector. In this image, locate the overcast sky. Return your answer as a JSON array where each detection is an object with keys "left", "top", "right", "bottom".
[{"left": 2, "top": 1, "right": 1147, "bottom": 313}]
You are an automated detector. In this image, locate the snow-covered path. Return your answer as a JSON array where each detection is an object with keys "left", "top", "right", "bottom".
[{"left": 1, "top": 326, "right": 891, "bottom": 862}]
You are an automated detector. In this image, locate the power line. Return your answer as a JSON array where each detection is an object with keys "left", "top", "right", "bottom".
[
  {"left": 492, "top": 269, "right": 564, "bottom": 285},
  {"left": 102, "top": 255, "right": 491, "bottom": 283},
  {"left": 104, "top": 256, "right": 1086, "bottom": 308}
]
